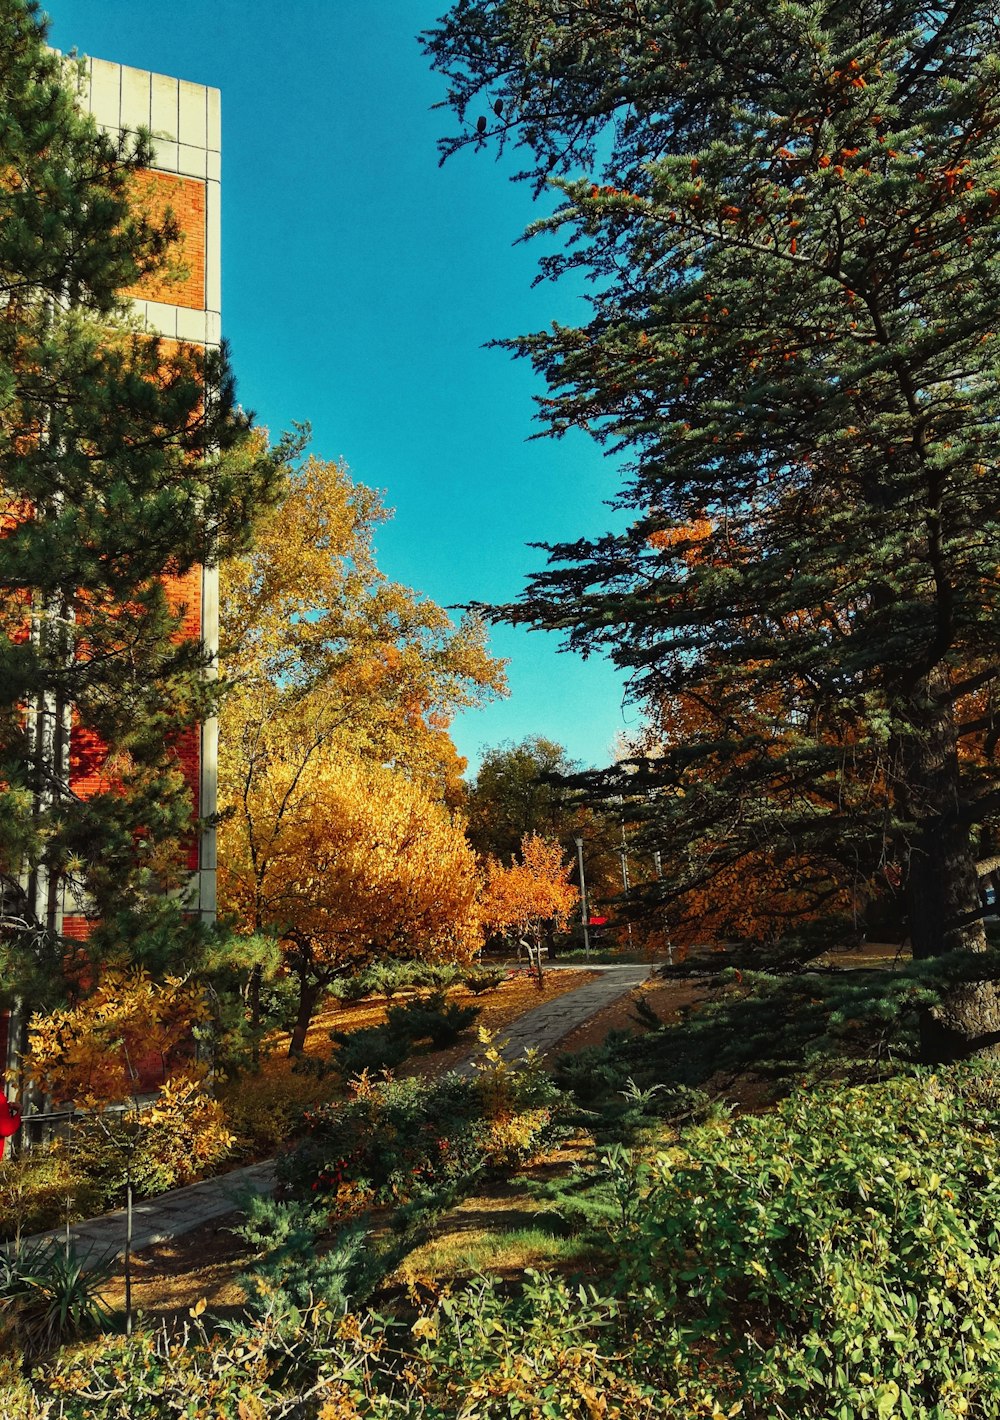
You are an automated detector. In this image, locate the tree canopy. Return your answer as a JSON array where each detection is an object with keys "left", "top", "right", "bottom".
[
  {"left": 218, "top": 452, "right": 503, "bottom": 1053},
  {"left": 426, "top": 1, "right": 1000, "bottom": 1053}
]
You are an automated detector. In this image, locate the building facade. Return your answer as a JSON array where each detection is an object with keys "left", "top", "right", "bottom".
[{"left": 70, "top": 55, "right": 221, "bottom": 934}]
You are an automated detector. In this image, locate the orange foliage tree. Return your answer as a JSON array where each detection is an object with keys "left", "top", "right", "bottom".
[
  {"left": 480, "top": 834, "right": 578, "bottom": 979},
  {"left": 218, "top": 451, "right": 505, "bottom": 1053}
]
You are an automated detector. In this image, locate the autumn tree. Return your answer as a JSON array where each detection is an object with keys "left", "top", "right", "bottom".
[
  {"left": 218, "top": 451, "right": 504, "bottom": 1050},
  {"left": 427, "top": 1, "right": 1000, "bottom": 1056},
  {"left": 0, "top": 1, "right": 285, "bottom": 1024},
  {"left": 466, "top": 737, "right": 626, "bottom": 941},
  {"left": 480, "top": 833, "right": 578, "bottom": 980},
  {"left": 219, "top": 748, "right": 481, "bottom": 1055},
  {"left": 220, "top": 450, "right": 505, "bottom": 805}
]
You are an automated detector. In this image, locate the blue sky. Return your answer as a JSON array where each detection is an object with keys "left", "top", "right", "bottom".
[{"left": 48, "top": 0, "right": 639, "bottom": 773}]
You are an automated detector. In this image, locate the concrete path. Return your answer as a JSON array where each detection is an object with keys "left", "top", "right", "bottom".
[
  {"left": 461, "top": 963, "right": 650, "bottom": 1070},
  {"left": 8, "top": 1160, "right": 276, "bottom": 1265},
  {"left": 11, "top": 964, "right": 650, "bottom": 1266}
]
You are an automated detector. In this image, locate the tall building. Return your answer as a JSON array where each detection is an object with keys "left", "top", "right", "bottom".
[
  {"left": 0, "top": 57, "right": 222, "bottom": 1079},
  {"left": 69, "top": 55, "right": 221, "bottom": 934}
]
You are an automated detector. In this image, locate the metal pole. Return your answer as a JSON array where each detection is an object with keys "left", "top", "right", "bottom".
[
  {"left": 619, "top": 819, "right": 634, "bottom": 947},
  {"left": 653, "top": 850, "right": 674, "bottom": 966},
  {"left": 575, "top": 837, "right": 591, "bottom": 955}
]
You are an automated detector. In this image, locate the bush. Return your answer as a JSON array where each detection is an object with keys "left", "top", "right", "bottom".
[
  {"left": 460, "top": 967, "right": 506, "bottom": 995},
  {"left": 25, "top": 1309, "right": 331, "bottom": 1417},
  {"left": 281, "top": 1039, "right": 563, "bottom": 1207},
  {"left": 328, "top": 1021, "right": 415, "bottom": 1078},
  {"left": 329, "top": 989, "right": 480, "bottom": 1078},
  {"left": 329, "top": 960, "right": 464, "bottom": 1003},
  {"left": 0, "top": 1241, "right": 113, "bottom": 1361},
  {"left": 24, "top": 1066, "right": 1000, "bottom": 1418},
  {"left": 0, "top": 1147, "right": 100, "bottom": 1246},
  {"left": 218, "top": 1067, "right": 329, "bottom": 1159},
  {"left": 232, "top": 1194, "right": 381, "bottom": 1324},
  {"left": 607, "top": 1064, "right": 1000, "bottom": 1415},
  {"left": 384, "top": 990, "right": 479, "bottom": 1048},
  {"left": 66, "top": 1078, "right": 234, "bottom": 1211}
]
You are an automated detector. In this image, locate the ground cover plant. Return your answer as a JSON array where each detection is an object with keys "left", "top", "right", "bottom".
[
  {"left": 12, "top": 1063, "right": 1000, "bottom": 1416},
  {"left": 280, "top": 1034, "right": 564, "bottom": 1209}
]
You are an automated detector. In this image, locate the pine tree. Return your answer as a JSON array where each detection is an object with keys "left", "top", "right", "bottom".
[
  {"left": 0, "top": 0, "right": 285, "bottom": 1011},
  {"left": 426, "top": 1, "right": 1000, "bottom": 1055}
]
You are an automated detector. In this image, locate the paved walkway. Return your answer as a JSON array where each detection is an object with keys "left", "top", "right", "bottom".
[
  {"left": 11, "top": 964, "right": 650, "bottom": 1266},
  {"left": 460, "top": 963, "right": 650, "bottom": 1070}
]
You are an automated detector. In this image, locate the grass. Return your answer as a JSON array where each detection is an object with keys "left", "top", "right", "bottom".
[
  {"left": 395, "top": 1225, "right": 592, "bottom": 1285},
  {"left": 550, "top": 949, "right": 656, "bottom": 966}
]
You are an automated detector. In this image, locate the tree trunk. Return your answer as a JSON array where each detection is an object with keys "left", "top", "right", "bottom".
[
  {"left": 288, "top": 977, "right": 319, "bottom": 1058},
  {"left": 901, "top": 669, "right": 1000, "bottom": 1059},
  {"left": 248, "top": 964, "right": 262, "bottom": 1070}
]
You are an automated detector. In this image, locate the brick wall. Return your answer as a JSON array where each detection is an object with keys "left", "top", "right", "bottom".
[{"left": 125, "top": 170, "right": 207, "bottom": 310}]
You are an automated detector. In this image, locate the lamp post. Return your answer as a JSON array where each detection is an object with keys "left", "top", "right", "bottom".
[
  {"left": 619, "top": 816, "right": 634, "bottom": 948},
  {"left": 653, "top": 849, "right": 674, "bottom": 966},
  {"left": 575, "top": 836, "right": 591, "bottom": 955}
]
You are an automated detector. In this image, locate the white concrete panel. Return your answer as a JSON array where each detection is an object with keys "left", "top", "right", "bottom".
[
  {"left": 141, "top": 300, "right": 179, "bottom": 339},
  {"left": 205, "top": 181, "right": 221, "bottom": 315},
  {"left": 149, "top": 137, "right": 179, "bottom": 173},
  {"left": 207, "top": 87, "right": 221, "bottom": 151},
  {"left": 150, "top": 72, "right": 179, "bottom": 142},
  {"left": 71, "top": 55, "right": 93, "bottom": 110},
  {"left": 176, "top": 143, "right": 208, "bottom": 180},
  {"left": 207, "top": 149, "right": 221, "bottom": 182},
  {"left": 198, "top": 870, "right": 217, "bottom": 915},
  {"left": 176, "top": 307, "right": 207, "bottom": 343},
  {"left": 178, "top": 80, "right": 207, "bottom": 149},
  {"left": 120, "top": 65, "right": 151, "bottom": 133},
  {"left": 88, "top": 58, "right": 121, "bottom": 128},
  {"left": 205, "top": 310, "right": 222, "bottom": 346}
]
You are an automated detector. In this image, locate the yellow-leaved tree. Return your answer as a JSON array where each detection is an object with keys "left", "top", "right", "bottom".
[
  {"left": 219, "top": 748, "right": 481, "bottom": 1054},
  {"left": 218, "top": 451, "right": 505, "bottom": 1054},
  {"left": 480, "top": 834, "right": 579, "bottom": 981}
]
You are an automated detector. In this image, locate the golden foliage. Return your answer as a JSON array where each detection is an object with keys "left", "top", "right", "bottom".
[
  {"left": 25, "top": 970, "right": 209, "bottom": 1106},
  {"left": 219, "top": 746, "right": 482, "bottom": 1051},
  {"left": 219, "top": 452, "right": 506, "bottom": 804},
  {"left": 480, "top": 834, "right": 579, "bottom": 945}
]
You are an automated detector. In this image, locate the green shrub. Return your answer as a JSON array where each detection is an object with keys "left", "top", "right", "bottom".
[
  {"left": 232, "top": 1194, "right": 381, "bottom": 1323},
  {"left": 460, "top": 966, "right": 506, "bottom": 995},
  {"left": 281, "top": 1044, "right": 563, "bottom": 1207},
  {"left": 329, "top": 959, "right": 464, "bottom": 1003},
  {"left": 0, "top": 1147, "right": 100, "bottom": 1246},
  {"left": 218, "top": 1068, "right": 329, "bottom": 1159},
  {"left": 605, "top": 1064, "right": 1000, "bottom": 1415},
  {"left": 384, "top": 990, "right": 479, "bottom": 1048},
  {"left": 329, "top": 1021, "right": 415, "bottom": 1076},
  {"left": 329, "top": 988, "right": 479, "bottom": 1078},
  {"left": 26, "top": 1309, "right": 329, "bottom": 1417},
  {"left": 0, "top": 1241, "right": 113, "bottom": 1361}
]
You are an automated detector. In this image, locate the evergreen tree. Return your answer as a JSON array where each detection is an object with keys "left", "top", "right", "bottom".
[
  {"left": 0, "top": 0, "right": 285, "bottom": 1010},
  {"left": 426, "top": 1, "right": 1000, "bottom": 1054}
]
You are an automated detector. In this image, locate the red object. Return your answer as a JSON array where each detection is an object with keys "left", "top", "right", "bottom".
[
  {"left": 0, "top": 1089, "right": 21, "bottom": 1160},
  {"left": 589, "top": 915, "right": 609, "bottom": 926}
]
